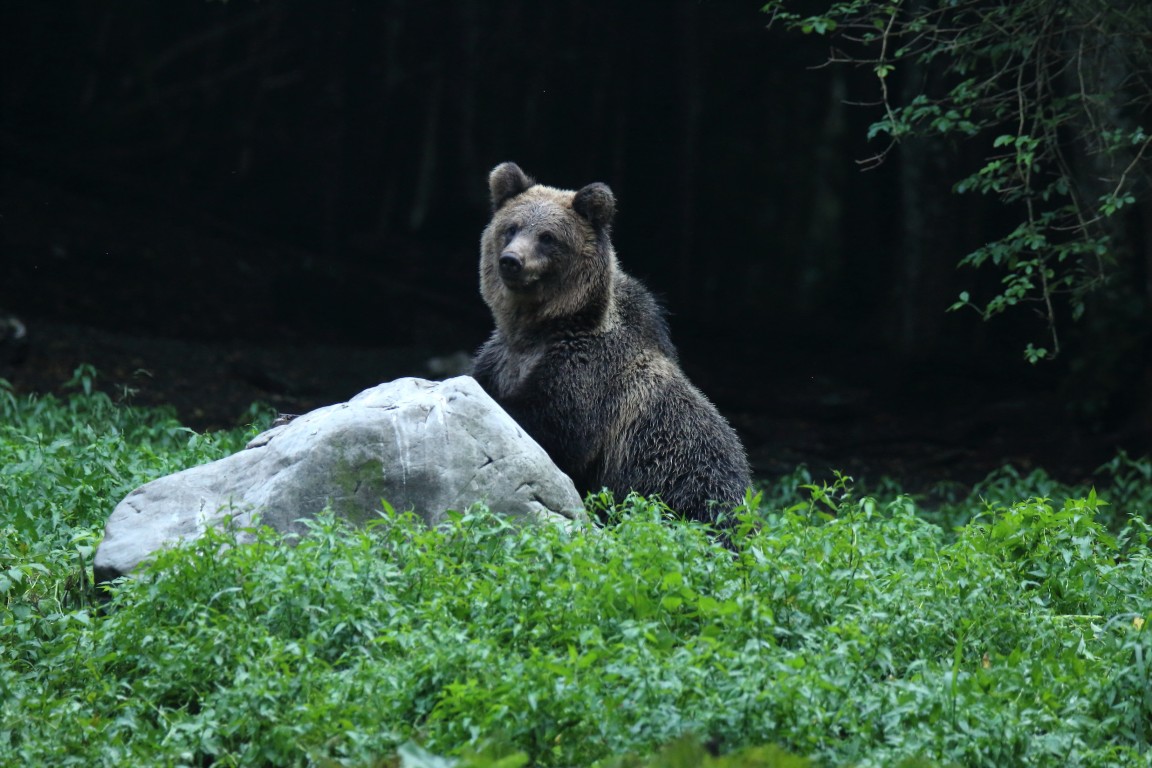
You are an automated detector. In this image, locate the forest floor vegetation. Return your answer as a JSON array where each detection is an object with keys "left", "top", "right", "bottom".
[{"left": 2, "top": 368, "right": 1151, "bottom": 767}]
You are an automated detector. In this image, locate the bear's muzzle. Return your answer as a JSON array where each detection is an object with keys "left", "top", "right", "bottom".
[
  {"left": 498, "top": 252, "right": 540, "bottom": 292},
  {"left": 499, "top": 252, "right": 524, "bottom": 277}
]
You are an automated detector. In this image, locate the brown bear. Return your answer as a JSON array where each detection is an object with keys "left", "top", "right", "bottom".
[{"left": 470, "top": 162, "right": 751, "bottom": 526}]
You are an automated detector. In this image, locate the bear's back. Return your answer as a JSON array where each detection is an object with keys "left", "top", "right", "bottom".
[{"left": 613, "top": 273, "right": 678, "bottom": 362}]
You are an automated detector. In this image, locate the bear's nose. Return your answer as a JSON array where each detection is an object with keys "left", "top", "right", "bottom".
[{"left": 498, "top": 253, "right": 523, "bottom": 276}]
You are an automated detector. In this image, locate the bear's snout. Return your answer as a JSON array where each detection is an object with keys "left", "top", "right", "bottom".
[{"left": 499, "top": 252, "right": 524, "bottom": 277}]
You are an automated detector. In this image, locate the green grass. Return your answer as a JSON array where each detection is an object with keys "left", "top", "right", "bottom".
[{"left": 2, "top": 367, "right": 1151, "bottom": 767}]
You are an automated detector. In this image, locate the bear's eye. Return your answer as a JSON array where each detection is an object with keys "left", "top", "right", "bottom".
[
  {"left": 538, "top": 231, "right": 558, "bottom": 247},
  {"left": 503, "top": 225, "right": 519, "bottom": 243}
]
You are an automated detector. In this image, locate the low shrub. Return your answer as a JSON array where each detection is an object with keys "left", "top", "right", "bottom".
[{"left": 1, "top": 368, "right": 1149, "bottom": 766}]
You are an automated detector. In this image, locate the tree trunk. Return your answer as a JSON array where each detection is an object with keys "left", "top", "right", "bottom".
[
  {"left": 895, "top": 3, "right": 955, "bottom": 360},
  {"left": 676, "top": 1, "right": 702, "bottom": 298}
]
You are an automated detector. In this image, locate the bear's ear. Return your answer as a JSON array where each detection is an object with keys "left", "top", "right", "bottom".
[
  {"left": 489, "top": 162, "right": 535, "bottom": 211},
  {"left": 572, "top": 183, "right": 616, "bottom": 231}
]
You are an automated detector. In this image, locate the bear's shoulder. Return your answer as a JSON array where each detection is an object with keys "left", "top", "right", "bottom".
[{"left": 613, "top": 272, "right": 677, "bottom": 361}]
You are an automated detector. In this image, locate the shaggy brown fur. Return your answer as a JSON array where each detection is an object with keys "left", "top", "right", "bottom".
[{"left": 471, "top": 162, "right": 750, "bottom": 525}]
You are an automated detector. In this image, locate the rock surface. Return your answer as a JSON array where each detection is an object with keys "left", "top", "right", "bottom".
[{"left": 94, "top": 376, "right": 585, "bottom": 582}]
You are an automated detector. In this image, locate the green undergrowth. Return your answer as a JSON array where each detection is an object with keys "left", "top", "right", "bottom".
[{"left": 2, "top": 368, "right": 1151, "bottom": 767}]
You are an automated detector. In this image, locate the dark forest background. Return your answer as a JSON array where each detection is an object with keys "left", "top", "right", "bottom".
[{"left": 1, "top": 1, "right": 1148, "bottom": 484}]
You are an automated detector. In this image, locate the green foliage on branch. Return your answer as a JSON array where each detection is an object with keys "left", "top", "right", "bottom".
[{"left": 763, "top": 0, "right": 1152, "bottom": 361}]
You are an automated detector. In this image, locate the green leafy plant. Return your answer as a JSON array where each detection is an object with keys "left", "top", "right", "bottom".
[{"left": 2, "top": 369, "right": 1151, "bottom": 766}]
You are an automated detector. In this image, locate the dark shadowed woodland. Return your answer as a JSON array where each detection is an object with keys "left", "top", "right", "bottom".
[{"left": 2, "top": 1, "right": 1150, "bottom": 491}]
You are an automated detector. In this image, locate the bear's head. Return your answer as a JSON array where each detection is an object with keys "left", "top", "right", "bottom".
[{"left": 480, "top": 162, "right": 618, "bottom": 335}]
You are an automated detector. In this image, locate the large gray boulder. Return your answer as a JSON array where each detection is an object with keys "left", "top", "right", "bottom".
[{"left": 94, "top": 376, "right": 585, "bottom": 582}]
